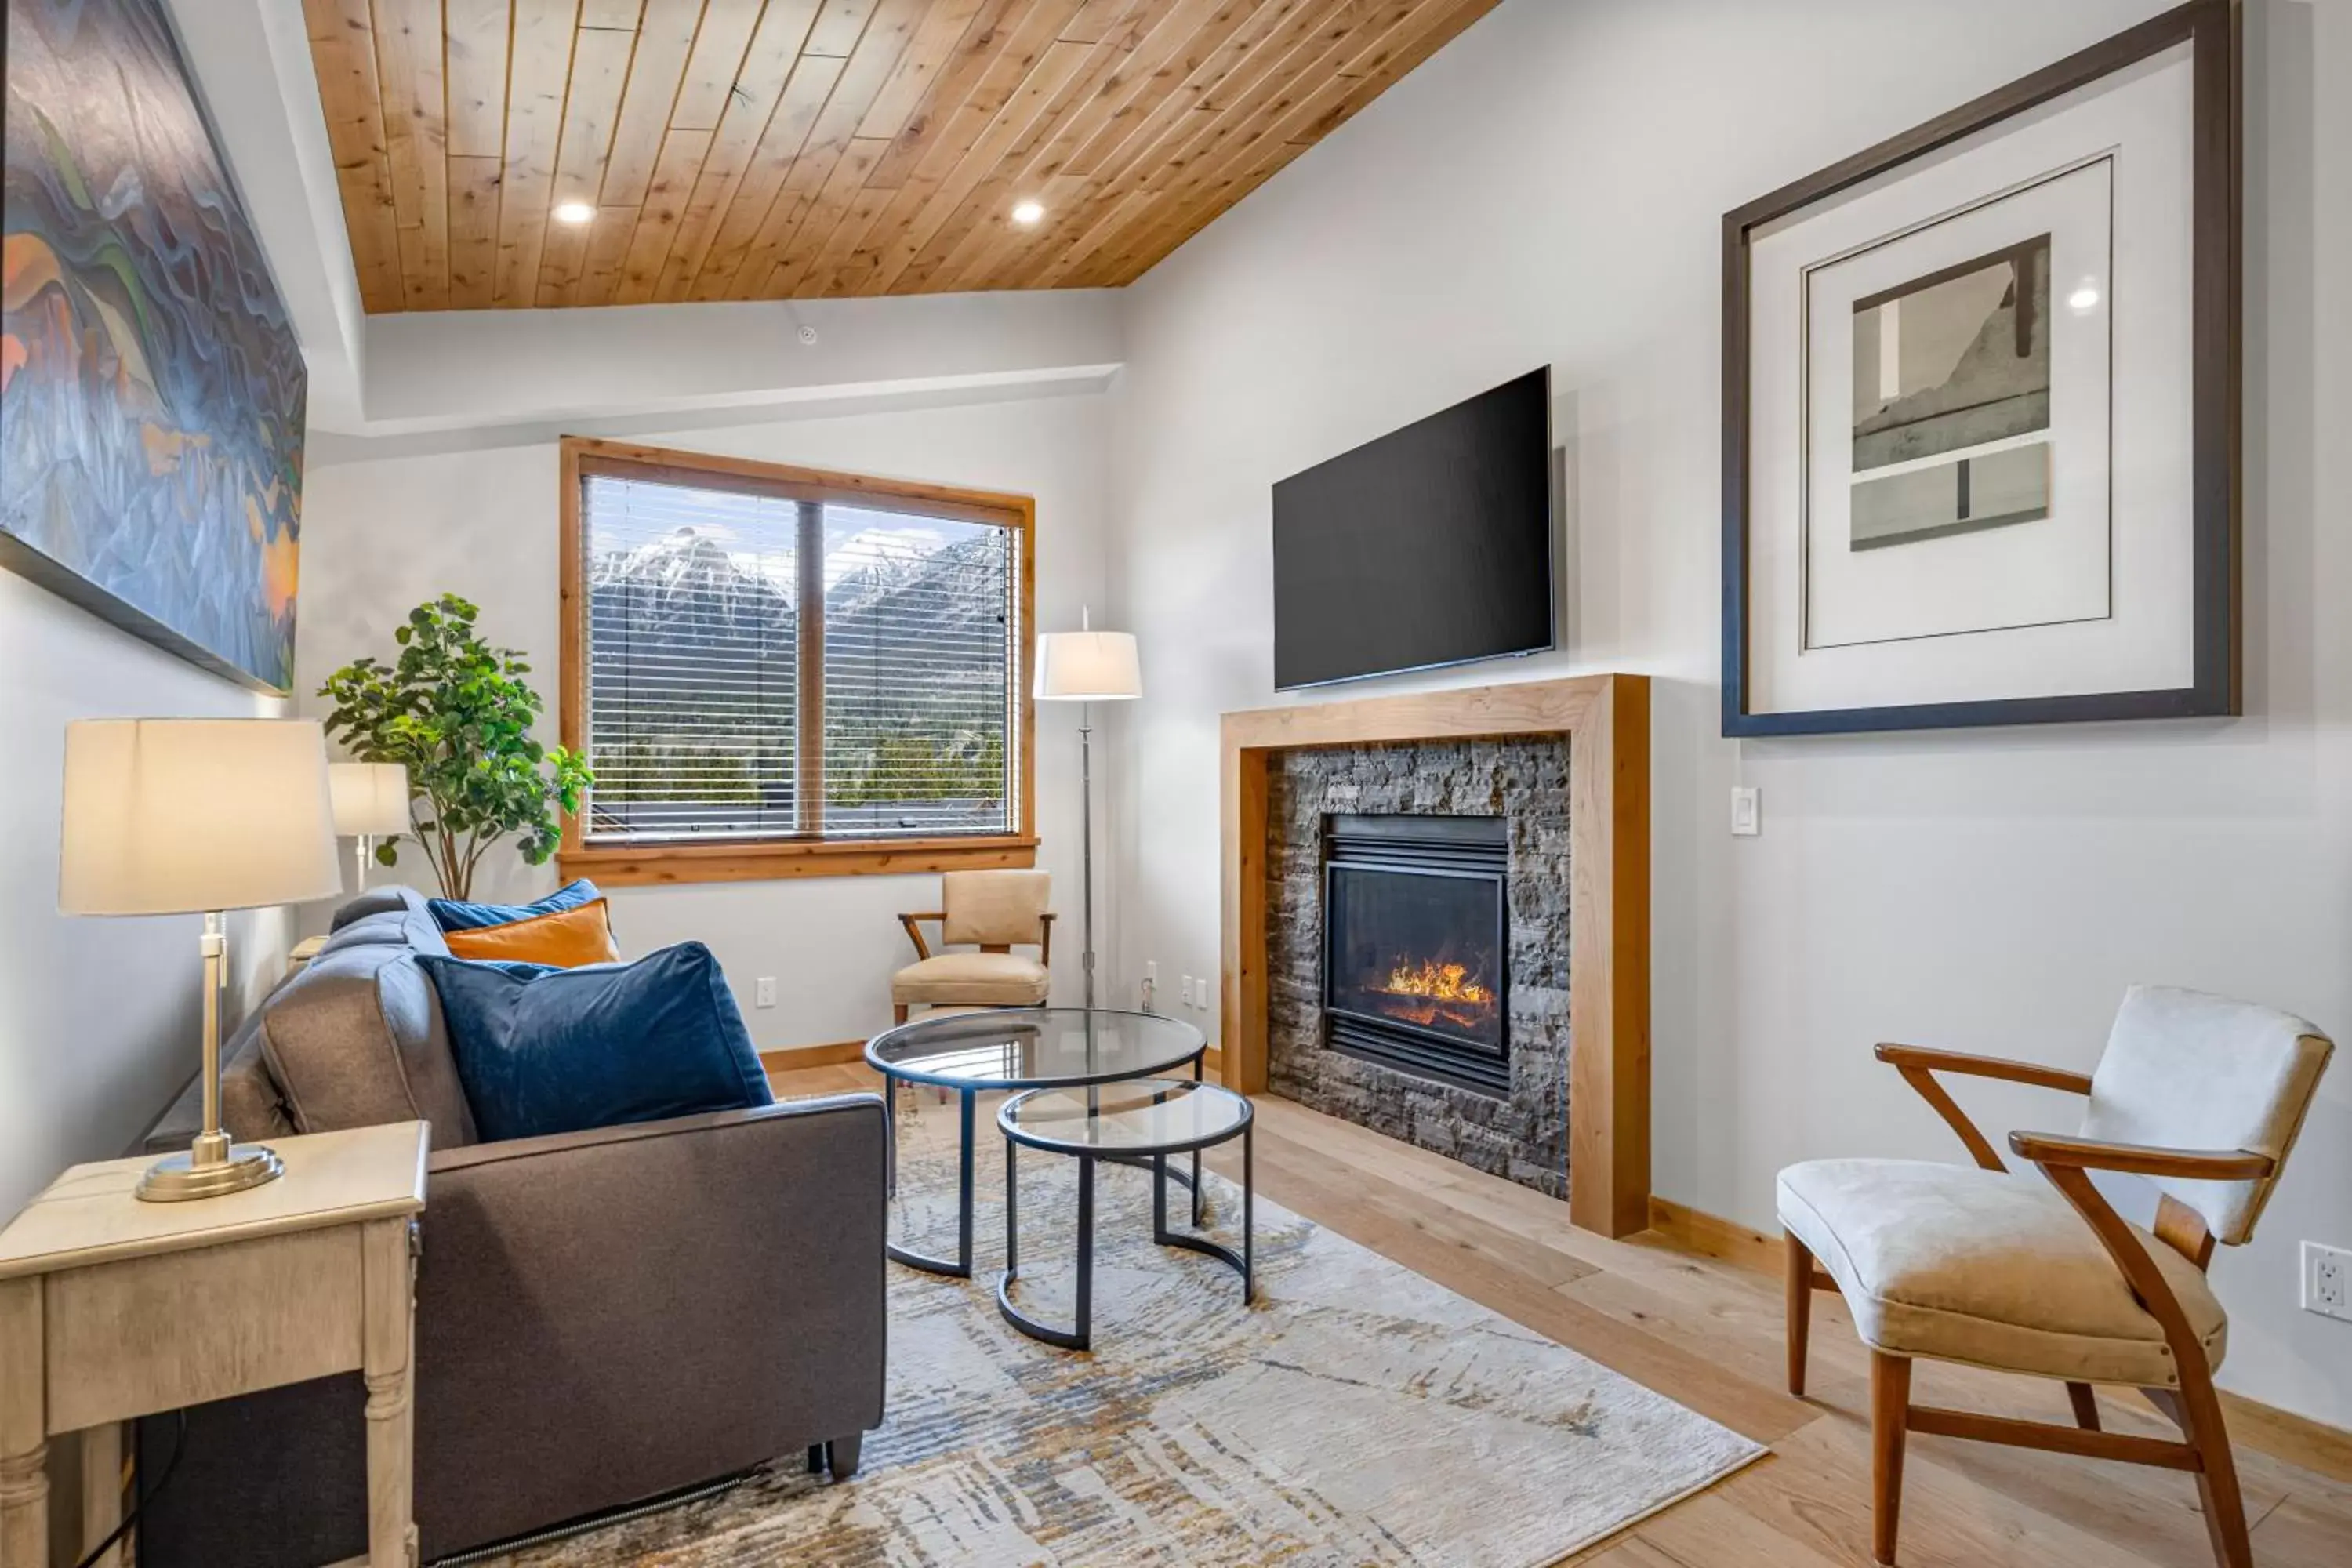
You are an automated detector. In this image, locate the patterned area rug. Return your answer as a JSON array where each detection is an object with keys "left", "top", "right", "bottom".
[{"left": 488, "top": 1094, "right": 1761, "bottom": 1567}]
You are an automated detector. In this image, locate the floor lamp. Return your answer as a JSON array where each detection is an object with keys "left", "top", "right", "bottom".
[{"left": 1034, "top": 612, "right": 1141, "bottom": 1010}]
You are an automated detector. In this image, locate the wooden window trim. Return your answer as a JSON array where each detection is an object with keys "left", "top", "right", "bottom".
[{"left": 557, "top": 436, "right": 1037, "bottom": 887}]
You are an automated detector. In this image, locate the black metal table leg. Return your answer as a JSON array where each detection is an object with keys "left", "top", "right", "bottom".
[
  {"left": 1152, "top": 1138, "right": 1253, "bottom": 1303},
  {"left": 1243, "top": 1121, "right": 1254, "bottom": 1303},
  {"left": 996, "top": 1149, "right": 1094, "bottom": 1350},
  {"left": 1076, "top": 1154, "right": 1094, "bottom": 1342},
  {"left": 1192, "top": 1055, "right": 1205, "bottom": 1226},
  {"left": 886, "top": 1083, "right": 978, "bottom": 1278}
]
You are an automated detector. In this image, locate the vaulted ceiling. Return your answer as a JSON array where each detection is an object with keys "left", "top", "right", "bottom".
[{"left": 300, "top": 0, "right": 1499, "bottom": 314}]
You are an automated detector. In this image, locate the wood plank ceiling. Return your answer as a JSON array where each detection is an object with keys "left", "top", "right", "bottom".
[{"left": 301, "top": 0, "right": 1501, "bottom": 314}]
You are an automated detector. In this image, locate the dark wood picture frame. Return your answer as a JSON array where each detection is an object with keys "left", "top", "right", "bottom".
[{"left": 1721, "top": 0, "right": 2241, "bottom": 737}]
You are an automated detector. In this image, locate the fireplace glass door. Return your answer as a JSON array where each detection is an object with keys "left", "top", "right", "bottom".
[{"left": 1321, "top": 814, "right": 1509, "bottom": 1095}]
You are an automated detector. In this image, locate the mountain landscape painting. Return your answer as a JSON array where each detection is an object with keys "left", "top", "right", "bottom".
[{"left": 2, "top": 0, "right": 307, "bottom": 692}]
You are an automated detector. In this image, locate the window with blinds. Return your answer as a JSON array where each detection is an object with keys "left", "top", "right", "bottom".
[{"left": 566, "top": 443, "right": 1028, "bottom": 870}]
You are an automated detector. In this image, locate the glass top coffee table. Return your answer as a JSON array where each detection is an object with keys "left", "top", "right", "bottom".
[
  {"left": 996, "top": 1078, "right": 1254, "bottom": 1352},
  {"left": 864, "top": 1008, "right": 1207, "bottom": 1278}
]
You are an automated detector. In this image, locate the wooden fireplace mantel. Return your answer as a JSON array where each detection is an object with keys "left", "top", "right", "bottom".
[{"left": 1219, "top": 673, "right": 1651, "bottom": 1237}]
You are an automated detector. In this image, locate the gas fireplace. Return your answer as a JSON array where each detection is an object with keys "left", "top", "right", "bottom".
[{"left": 1322, "top": 814, "right": 1509, "bottom": 1096}]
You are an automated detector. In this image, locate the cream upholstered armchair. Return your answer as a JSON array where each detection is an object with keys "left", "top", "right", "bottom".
[
  {"left": 1778, "top": 985, "right": 2332, "bottom": 1568},
  {"left": 891, "top": 870, "right": 1054, "bottom": 1024}
]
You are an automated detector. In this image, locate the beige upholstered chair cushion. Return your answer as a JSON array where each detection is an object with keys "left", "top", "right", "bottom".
[
  {"left": 2079, "top": 985, "right": 2332, "bottom": 1246},
  {"left": 1777, "top": 1159, "right": 2227, "bottom": 1388},
  {"left": 891, "top": 952, "right": 1051, "bottom": 1007},
  {"left": 941, "top": 870, "right": 1049, "bottom": 948}
]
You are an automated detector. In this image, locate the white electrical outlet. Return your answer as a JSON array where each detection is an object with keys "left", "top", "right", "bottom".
[
  {"left": 2306, "top": 1241, "right": 2352, "bottom": 1322},
  {"left": 754, "top": 976, "right": 777, "bottom": 1009},
  {"left": 1180, "top": 975, "right": 1196, "bottom": 1007}
]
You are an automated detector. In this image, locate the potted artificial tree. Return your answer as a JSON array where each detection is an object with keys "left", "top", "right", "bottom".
[{"left": 318, "top": 593, "right": 592, "bottom": 902}]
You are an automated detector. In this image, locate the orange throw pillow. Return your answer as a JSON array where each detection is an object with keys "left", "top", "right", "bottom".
[{"left": 443, "top": 898, "right": 619, "bottom": 967}]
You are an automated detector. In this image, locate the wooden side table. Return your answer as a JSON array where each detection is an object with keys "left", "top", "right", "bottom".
[{"left": 0, "top": 1121, "right": 429, "bottom": 1568}]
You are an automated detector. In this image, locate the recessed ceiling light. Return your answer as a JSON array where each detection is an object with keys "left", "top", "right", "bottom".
[
  {"left": 554, "top": 200, "right": 595, "bottom": 225},
  {"left": 1011, "top": 200, "right": 1044, "bottom": 226},
  {"left": 2067, "top": 281, "right": 2101, "bottom": 312}
]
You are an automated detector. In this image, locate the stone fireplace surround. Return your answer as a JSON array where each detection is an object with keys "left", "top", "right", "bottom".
[
  {"left": 1219, "top": 674, "right": 1651, "bottom": 1236},
  {"left": 1268, "top": 737, "right": 1573, "bottom": 1196}
]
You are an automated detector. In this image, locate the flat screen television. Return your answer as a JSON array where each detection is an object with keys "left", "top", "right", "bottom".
[{"left": 1272, "top": 368, "right": 1554, "bottom": 690}]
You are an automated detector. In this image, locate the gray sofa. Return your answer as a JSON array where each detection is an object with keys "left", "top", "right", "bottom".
[{"left": 136, "top": 887, "right": 887, "bottom": 1565}]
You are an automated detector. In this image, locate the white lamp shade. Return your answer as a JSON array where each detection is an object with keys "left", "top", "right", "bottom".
[
  {"left": 1034, "top": 630, "right": 1142, "bottom": 701},
  {"left": 60, "top": 719, "right": 344, "bottom": 915},
  {"left": 329, "top": 762, "right": 412, "bottom": 837}
]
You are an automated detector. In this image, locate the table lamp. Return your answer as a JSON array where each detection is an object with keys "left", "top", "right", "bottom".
[
  {"left": 60, "top": 719, "right": 343, "bottom": 1200},
  {"left": 328, "top": 760, "right": 411, "bottom": 891},
  {"left": 1034, "top": 609, "right": 1142, "bottom": 1010}
]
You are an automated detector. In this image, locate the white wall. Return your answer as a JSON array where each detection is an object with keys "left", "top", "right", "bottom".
[
  {"left": 0, "top": 579, "right": 292, "bottom": 1214},
  {"left": 1105, "top": 0, "right": 2352, "bottom": 1428},
  {"left": 295, "top": 391, "right": 1113, "bottom": 1053}
]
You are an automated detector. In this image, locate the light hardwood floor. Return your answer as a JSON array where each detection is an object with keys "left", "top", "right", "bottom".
[{"left": 771, "top": 1061, "right": 2352, "bottom": 1568}]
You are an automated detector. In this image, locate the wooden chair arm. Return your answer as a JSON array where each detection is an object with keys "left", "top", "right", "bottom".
[
  {"left": 898, "top": 912, "right": 943, "bottom": 962},
  {"left": 2027, "top": 1157, "right": 2223, "bottom": 1382},
  {"left": 1876, "top": 1042, "right": 2094, "bottom": 1173},
  {"left": 1874, "top": 1043, "right": 2095, "bottom": 1094},
  {"left": 1039, "top": 912, "right": 1054, "bottom": 969},
  {"left": 2007, "top": 1131, "right": 2274, "bottom": 1181}
]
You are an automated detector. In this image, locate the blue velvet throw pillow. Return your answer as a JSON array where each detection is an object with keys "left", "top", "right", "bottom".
[
  {"left": 427, "top": 878, "right": 602, "bottom": 934},
  {"left": 418, "top": 942, "right": 774, "bottom": 1143}
]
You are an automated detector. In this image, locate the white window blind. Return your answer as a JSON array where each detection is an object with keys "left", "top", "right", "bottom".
[
  {"left": 579, "top": 470, "right": 1019, "bottom": 847},
  {"left": 822, "top": 506, "right": 1016, "bottom": 836}
]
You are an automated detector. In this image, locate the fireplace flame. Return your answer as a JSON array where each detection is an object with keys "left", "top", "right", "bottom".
[{"left": 1380, "top": 957, "right": 1494, "bottom": 1006}]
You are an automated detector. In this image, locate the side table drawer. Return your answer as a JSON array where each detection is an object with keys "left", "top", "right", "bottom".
[{"left": 45, "top": 1227, "right": 365, "bottom": 1432}]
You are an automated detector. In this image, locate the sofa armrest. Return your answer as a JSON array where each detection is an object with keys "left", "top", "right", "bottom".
[{"left": 412, "top": 1093, "right": 888, "bottom": 1558}]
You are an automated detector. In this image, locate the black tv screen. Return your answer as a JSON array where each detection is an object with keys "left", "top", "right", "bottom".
[{"left": 1272, "top": 368, "right": 1554, "bottom": 690}]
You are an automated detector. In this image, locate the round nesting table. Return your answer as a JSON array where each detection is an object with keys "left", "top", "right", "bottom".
[
  {"left": 863, "top": 1007, "right": 1207, "bottom": 1279},
  {"left": 995, "top": 1078, "right": 1254, "bottom": 1352}
]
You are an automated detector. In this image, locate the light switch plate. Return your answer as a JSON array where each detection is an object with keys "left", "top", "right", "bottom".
[
  {"left": 1731, "top": 786, "right": 1761, "bottom": 837},
  {"left": 2305, "top": 1240, "right": 2352, "bottom": 1322}
]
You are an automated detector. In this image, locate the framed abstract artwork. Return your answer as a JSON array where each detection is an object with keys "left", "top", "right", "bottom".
[
  {"left": 1722, "top": 0, "right": 2238, "bottom": 736},
  {"left": 2, "top": 0, "right": 307, "bottom": 693}
]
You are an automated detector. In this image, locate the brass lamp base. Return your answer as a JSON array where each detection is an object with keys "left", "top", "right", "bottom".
[{"left": 136, "top": 1143, "right": 284, "bottom": 1203}]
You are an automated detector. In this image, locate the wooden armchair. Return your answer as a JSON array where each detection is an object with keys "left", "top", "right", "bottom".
[
  {"left": 1777, "top": 986, "right": 2332, "bottom": 1568},
  {"left": 890, "top": 870, "right": 1054, "bottom": 1025}
]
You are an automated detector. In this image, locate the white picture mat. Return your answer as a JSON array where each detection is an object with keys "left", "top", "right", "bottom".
[
  {"left": 1804, "top": 158, "right": 2112, "bottom": 649},
  {"left": 1746, "top": 45, "right": 2195, "bottom": 717}
]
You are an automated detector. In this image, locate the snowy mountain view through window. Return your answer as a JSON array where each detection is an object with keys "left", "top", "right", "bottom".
[{"left": 580, "top": 466, "right": 1020, "bottom": 846}]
